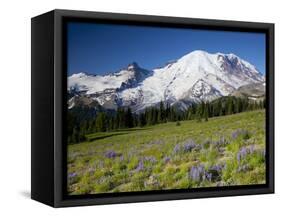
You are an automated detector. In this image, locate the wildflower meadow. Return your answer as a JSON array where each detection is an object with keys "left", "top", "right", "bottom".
[{"left": 67, "top": 110, "right": 265, "bottom": 195}]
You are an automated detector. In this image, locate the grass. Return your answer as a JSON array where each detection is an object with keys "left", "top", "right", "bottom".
[{"left": 67, "top": 110, "right": 266, "bottom": 195}]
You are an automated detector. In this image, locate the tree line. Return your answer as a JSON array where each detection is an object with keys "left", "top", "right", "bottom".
[{"left": 68, "top": 96, "right": 266, "bottom": 144}]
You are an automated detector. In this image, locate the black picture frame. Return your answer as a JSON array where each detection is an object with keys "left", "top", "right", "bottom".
[{"left": 31, "top": 9, "right": 274, "bottom": 207}]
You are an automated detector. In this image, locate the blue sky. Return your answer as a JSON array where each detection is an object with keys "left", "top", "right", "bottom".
[{"left": 67, "top": 22, "right": 266, "bottom": 75}]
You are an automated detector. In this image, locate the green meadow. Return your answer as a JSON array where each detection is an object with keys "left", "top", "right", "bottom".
[{"left": 67, "top": 110, "right": 266, "bottom": 195}]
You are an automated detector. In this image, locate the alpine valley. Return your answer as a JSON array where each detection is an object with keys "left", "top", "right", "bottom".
[{"left": 68, "top": 50, "right": 265, "bottom": 113}]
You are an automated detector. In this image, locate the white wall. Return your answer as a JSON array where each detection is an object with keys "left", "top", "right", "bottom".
[{"left": 0, "top": 0, "right": 279, "bottom": 216}]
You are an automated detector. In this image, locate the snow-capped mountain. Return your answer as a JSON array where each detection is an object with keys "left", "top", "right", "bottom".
[{"left": 68, "top": 50, "right": 265, "bottom": 112}]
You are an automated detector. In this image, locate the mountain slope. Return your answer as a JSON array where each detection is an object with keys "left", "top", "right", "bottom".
[
  {"left": 68, "top": 50, "right": 265, "bottom": 112},
  {"left": 232, "top": 82, "right": 265, "bottom": 100},
  {"left": 68, "top": 62, "right": 151, "bottom": 94}
]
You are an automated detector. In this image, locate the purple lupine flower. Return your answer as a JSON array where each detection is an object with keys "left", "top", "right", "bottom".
[
  {"left": 163, "top": 156, "right": 171, "bottom": 164},
  {"left": 68, "top": 172, "right": 78, "bottom": 184},
  {"left": 236, "top": 145, "right": 258, "bottom": 163},
  {"left": 135, "top": 161, "right": 144, "bottom": 172},
  {"left": 173, "top": 144, "right": 181, "bottom": 154},
  {"left": 68, "top": 172, "right": 77, "bottom": 178},
  {"left": 189, "top": 164, "right": 224, "bottom": 182},
  {"left": 105, "top": 150, "right": 117, "bottom": 158},
  {"left": 206, "top": 164, "right": 223, "bottom": 181},
  {"left": 232, "top": 129, "right": 250, "bottom": 140},
  {"left": 205, "top": 172, "right": 212, "bottom": 181},
  {"left": 231, "top": 129, "right": 240, "bottom": 139},
  {"left": 183, "top": 139, "right": 196, "bottom": 152},
  {"left": 237, "top": 147, "right": 250, "bottom": 162},
  {"left": 189, "top": 165, "right": 206, "bottom": 182}
]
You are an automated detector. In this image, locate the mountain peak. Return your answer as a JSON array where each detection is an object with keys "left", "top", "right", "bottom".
[
  {"left": 187, "top": 50, "right": 242, "bottom": 61},
  {"left": 190, "top": 50, "right": 209, "bottom": 55},
  {"left": 226, "top": 53, "right": 239, "bottom": 59},
  {"left": 182, "top": 50, "right": 209, "bottom": 58},
  {"left": 127, "top": 62, "right": 139, "bottom": 70}
]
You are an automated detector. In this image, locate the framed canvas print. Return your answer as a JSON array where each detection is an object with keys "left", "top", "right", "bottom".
[{"left": 31, "top": 9, "right": 274, "bottom": 207}]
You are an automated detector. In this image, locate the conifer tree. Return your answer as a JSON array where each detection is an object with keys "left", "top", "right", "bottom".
[
  {"left": 204, "top": 102, "right": 209, "bottom": 121},
  {"left": 138, "top": 113, "right": 146, "bottom": 127},
  {"left": 125, "top": 107, "right": 134, "bottom": 128},
  {"left": 196, "top": 103, "right": 202, "bottom": 122},
  {"left": 165, "top": 102, "right": 171, "bottom": 121},
  {"left": 95, "top": 112, "right": 107, "bottom": 132},
  {"left": 226, "top": 97, "right": 234, "bottom": 115},
  {"left": 158, "top": 101, "right": 165, "bottom": 123}
]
